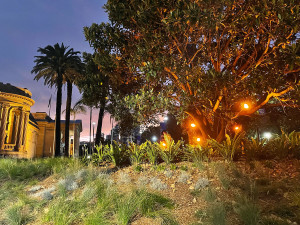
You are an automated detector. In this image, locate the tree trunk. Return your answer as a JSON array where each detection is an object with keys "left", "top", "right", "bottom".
[
  {"left": 64, "top": 80, "right": 72, "bottom": 157},
  {"left": 55, "top": 72, "right": 63, "bottom": 157},
  {"left": 89, "top": 107, "right": 92, "bottom": 154},
  {"left": 186, "top": 107, "right": 226, "bottom": 143},
  {"left": 95, "top": 100, "right": 106, "bottom": 146}
]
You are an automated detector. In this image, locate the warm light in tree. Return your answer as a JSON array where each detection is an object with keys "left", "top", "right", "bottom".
[
  {"left": 196, "top": 137, "right": 201, "bottom": 142},
  {"left": 234, "top": 126, "right": 240, "bottom": 131},
  {"left": 162, "top": 142, "right": 166, "bottom": 147},
  {"left": 191, "top": 123, "right": 196, "bottom": 127},
  {"left": 243, "top": 103, "right": 249, "bottom": 109}
]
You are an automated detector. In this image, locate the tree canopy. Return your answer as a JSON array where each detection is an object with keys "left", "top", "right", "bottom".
[{"left": 85, "top": 0, "right": 299, "bottom": 142}]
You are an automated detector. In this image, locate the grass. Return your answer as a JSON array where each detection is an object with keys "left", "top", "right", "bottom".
[
  {"left": 234, "top": 197, "right": 260, "bottom": 225},
  {"left": 0, "top": 157, "right": 299, "bottom": 225}
]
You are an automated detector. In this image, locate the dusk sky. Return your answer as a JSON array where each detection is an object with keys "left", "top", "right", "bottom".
[{"left": 0, "top": 0, "right": 114, "bottom": 141}]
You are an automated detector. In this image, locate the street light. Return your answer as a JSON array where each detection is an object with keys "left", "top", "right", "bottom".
[
  {"left": 152, "top": 136, "right": 157, "bottom": 142},
  {"left": 196, "top": 137, "right": 201, "bottom": 142},
  {"left": 191, "top": 123, "right": 196, "bottom": 128},
  {"left": 263, "top": 132, "right": 272, "bottom": 139}
]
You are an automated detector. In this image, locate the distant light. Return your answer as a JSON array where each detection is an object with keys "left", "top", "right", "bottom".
[
  {"left": 243, "top": 103, "right": 249, "bottom": 109},
  {"left": 92, "top": 122, "right": 96, "bottom": 125},
  {"left": 164, "top": 116, "right": 168, "bottom": 121},
  {"left": 263, "top": 132, "right": 272, "bottom": 139},
  {"left": 162, "top": 142, "right": 166, "bottom": 147},
  {"left": 87, "top": 155, "right": 91, "bottom": 159},
  {"left": 196, "top": 138, "right": 201, "bottom": 142},
  {"left": 152, "top": 136, "right": 157, "bottom": 142},
  {"left": 191, "top": 123, "right": 196, "bottom": 127},
  {"left": 235, "top": 126, "right": 240, "bottom": 130}
]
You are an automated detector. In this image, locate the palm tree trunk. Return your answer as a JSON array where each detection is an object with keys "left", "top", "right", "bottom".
[
  {"left": 55, "top": 72, "right": 63, "bottom": 157},
  {"left": 95, "top": 100, "right": 105, "bottom": 146},
  {"left": 89, "top": 107, "right": 92, "bottom": 154},
  {"left": 64, "top": 80, "right": 72, "bottom": 157}
]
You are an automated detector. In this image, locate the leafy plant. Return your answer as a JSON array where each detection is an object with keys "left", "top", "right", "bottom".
[
  {"left": 92, "top": 144, "right": 108, "bottom": 165},
  {"left": 209, "top": 132, "right": 244, "bottom": 161},
  {"left": 157, "top": 133, "right": 182, "bottom": 164},
  {"left": 143, "top": 140, "right": 159, "bottom": 165},
  {"left": 106, "top": 141, "right": 129, "bottom": 167},
  {"left": 245, "top": 138, "right": 267, "bottom": 161},
  {"left": 128, "top": 142, "right": 145, "bottom": 165},
  {"left": 184, "top": 144, "right": 211, "bottom": 165}
]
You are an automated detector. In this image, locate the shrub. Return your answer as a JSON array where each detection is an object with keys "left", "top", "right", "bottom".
[
  {"left": 106, "top": 141, "right": 129, "bottom": 167},
  {"left": 195, "top": 178, "right": 209, "bottom": 190},
  {"left": 92, "top": 144, "right": 108, "bottom": 165},
  {"left": 245, "top": 138, "right": 268, "bottom": 161},
  {"left": 164, "top": 170, "right": 173, "bottom": 178},
  {"left": 184, "top": 144, "right": 211, "bottom": 164},
  {"left": 265, "top": 130, "right": 300, "bottom": 159},
  {"left": 128, "top": 142, "right": 145, "bottom": 165},
  {"left": 157, "top": 133, "right": 182, "bottom": 164},
  {"left": 150, "top": 177, "right": 167, "bottom": 190},
  {"left": 136, "top": 176, "right": 149, "bottom": 187},
  {"left": 177, "top": 171, "right": 190, "bottom": 183},
  {"left": 209, "top": 132, "right": 244, "bottom": 161},
  {"left": 143, "top": 140, "right": 159, "bottom": 165}
]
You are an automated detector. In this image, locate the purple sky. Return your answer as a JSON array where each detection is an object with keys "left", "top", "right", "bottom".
[{"left": 0, "top": 0, "right": 115, "bottom": 141}]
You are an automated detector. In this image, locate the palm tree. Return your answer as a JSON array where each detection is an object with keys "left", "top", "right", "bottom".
[
  {"left": 32, "top": 43, "right": 81, "bottom": 157},
  {"left": 64, "top": 62, "right": 83, "bottom": 157}
]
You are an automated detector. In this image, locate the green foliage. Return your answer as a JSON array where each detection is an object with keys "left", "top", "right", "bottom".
[
  {"left": 209, "top": 132, "right": 245, "bottom": 161},
  {"left": 180, "top": 165, "right": 188, "bottom": 171},
  {"left": 157, "top": 133, "right": 183, "bottom": 164},
  {"left": 143, "top": 140, "right": 159, "bottom": 165},
  {"left": 208, "top": 203, "right": 226, "bottom": 225},
  {"left": 184, "top": 144, "right": 211, "bottom": 165},
  {"left": 203, "top": 188, "right": 217, "bottom": 202},
  {"left": 86, "top": 0, "right": 299, "bottom": 141},
  {"left": 128, "top": 142, "right": 145, "bottom": 165},
  {"left": 265, "top": 131, "right": 300, "bottom": 159},
  {"left": 5, "top": 203, "right": 29, "bottom": 225},
  {"left": 133, "top": 164, "right": 143, "bottom": 172},
  {"left": 32, "top": 43, "right": 82, "bottom": 157},
  {"left": 0, "top": 158, "right": 79, "bottom": 181},
  {"left": 245, "top": 138, "right": 268, "bottom": 161},
  {"left": 234, "top": 197, "right": 260, "bottom": 225},
  {"left": 92, "top": 144, "right": 108, "bottom": 165},
  {"left": 106, "top": 141, "right": 129, "bottom": 167},
  {"left": 115, "top": 189, "right": 176, "bottom": 225},
  {"left": 154, "top": 164, "right": 166, "bottom": 172},
  {"left": 169, "top": 164, "right": 177, "bottom": 170}
]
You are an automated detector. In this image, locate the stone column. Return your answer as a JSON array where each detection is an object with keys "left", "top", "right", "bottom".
[
  {"left": 15, "top": 110, "right": 25, "bottom": 151},
  {"left": 21, "top": 112, "right": 30, "bottom": 150},
  {"left": 13, "top": 111, "right": 20, "bottom": 144},
  {"left": 0, "top": 105, "right": 10, "bottom": 150}
]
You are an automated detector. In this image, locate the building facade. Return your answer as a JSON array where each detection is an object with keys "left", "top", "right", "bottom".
[{"left": 0, "top": 83, "right": 82, "bottom": 158}]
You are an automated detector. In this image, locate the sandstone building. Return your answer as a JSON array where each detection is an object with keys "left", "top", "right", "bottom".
[{"left": 0, "top": 83, "right": 82, "bottom": 158}]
